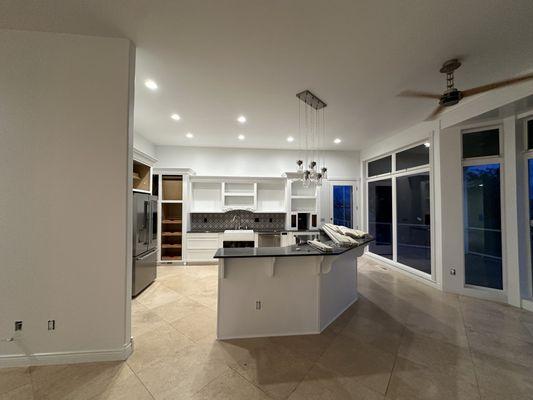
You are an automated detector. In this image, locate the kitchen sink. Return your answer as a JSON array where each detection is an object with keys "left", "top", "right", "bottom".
[{"left": 223, "top": 229, "right": 254, "bottom": 241}]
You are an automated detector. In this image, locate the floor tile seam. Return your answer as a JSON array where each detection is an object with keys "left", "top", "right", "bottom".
[
  {"left": 225, "top": 364, "right": 278, "bottom": 400},
  {"left": 282, "top": 359, "right": 317, "bottom": 400},
  {"left": 81, "top": 362, "right": 157, "bottom": 400},
  {"left": 384, "top": 324, "right": 405, "bottom": 397},
  {"left": 457, "top": 296, "right": 483, "bottom": 399}
]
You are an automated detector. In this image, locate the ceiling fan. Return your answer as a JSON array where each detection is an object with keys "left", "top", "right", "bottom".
[{"left": 399, "top": 59, "right": 533, "bottom": 120}]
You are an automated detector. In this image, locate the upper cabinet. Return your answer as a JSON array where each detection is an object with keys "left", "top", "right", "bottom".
[
  {"left": 222, "top": 182, "right": 256, "bottom": 211},
  {"left": 190, "top": 177, "right": 286, "bottom": 213},
  {"left": 132, "top": 160, "right": 151, "bottom": 192},
  {"left": 256, "top": 181, "right": 286, "bottom": 212},
  {"left": 190, "top": 181, "right": 222, "bottom": 212},
  {"left": 290, "top": 180, "right": 318, "bottom": 212},
  {"left": 133, "top": 147, "right": 158, "bottom": 194},
  {"left": 162, "top": 175, "right": 183, "bottom": 201}
]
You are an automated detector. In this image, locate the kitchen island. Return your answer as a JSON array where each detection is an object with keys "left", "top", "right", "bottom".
[{"left": 214, "top": 235, "right": 373, "bottom": 339}]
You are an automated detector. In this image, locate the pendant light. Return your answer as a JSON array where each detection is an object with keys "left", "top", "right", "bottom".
[{"left": 296, "top": 90, "right": 328, "bottom": 186}]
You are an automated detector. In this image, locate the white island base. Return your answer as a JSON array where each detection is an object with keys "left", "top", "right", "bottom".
[{"left": 216, "top": 245, "right": 366, "bottom": 340}]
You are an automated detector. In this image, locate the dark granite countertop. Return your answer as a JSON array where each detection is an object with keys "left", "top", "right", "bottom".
[
  {"left": 187, "top": 229, "right": 321, "bottom": 234},
  {"left": 214, "top": 235, "right": 373, "bottom": 258}
]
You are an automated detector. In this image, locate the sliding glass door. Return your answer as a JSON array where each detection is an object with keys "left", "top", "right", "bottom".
[
  {"left": 463, "top": 164, "right": 503, "bottom": 289},
  {"left": 365, "top": 143, "right": 432, "bottom": 277},
  {"left": 368, "top": 179, "right": 393, "bottom": 259},
  {"left": 396, "top": 172, "right": 431, "bottom": 274}
]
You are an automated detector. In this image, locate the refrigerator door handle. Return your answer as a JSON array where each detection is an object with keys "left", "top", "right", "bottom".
[{"left": 137, "top": 249, "right": 157, "bottom": 261}]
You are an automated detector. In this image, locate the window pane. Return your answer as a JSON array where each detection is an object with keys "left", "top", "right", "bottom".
[
  {"left": 462, "top": 129, "right": 500, "bottom": 159},
  {"left": 528, "top": 120, "right": 533, "bottom": 150},
  {"left": 333, "top": 185, "right": 353, "bottom": 228},
  {"left": 368, "top": 156, "right": 392, "bottom": 177},
  {"left": 463, "top": 164, "right": 503, "bottom": 290},
  {"left": 396, "top": 144, "right": 430, "bottom": 170},
  {"left": 396, "top": 173, "right": 431, "bottom": 274},
  {"left": 368, "top": 179, "right": 392, "bottom": 259}
]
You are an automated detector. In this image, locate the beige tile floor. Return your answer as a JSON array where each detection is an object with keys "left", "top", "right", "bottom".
[{"left": 2, "top": 256, "right": 533, "bottom": 400}]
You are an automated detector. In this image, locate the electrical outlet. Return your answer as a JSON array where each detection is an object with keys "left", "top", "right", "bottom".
[
  {"left": 255, "top": 301, "right": 261, "bottom": 310},
  {"left": 14, "top": 321, "right": 22, "bottom": 331},
  {"left": 450, "top": 268, "right": 456, "bottom": 276},
  {"left": 48, "top": 320, "right": 56, "bottom": 331}
]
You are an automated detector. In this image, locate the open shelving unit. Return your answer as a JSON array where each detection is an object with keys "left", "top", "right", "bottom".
[
  {"left": 160, "top": 175, "right": 183, "bottom": 261},
  {"left": 222, "top": 182, "right": 256, "bottom": 211},
  {"left": 288, "top": 179, "right": 320, "bottom": 230}
]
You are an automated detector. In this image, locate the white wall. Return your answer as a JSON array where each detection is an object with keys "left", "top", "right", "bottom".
[
  {"left": 0, "top": 30, "right": 134, "bottom": 365},
  {"left": 134, "top": 132, "right": 156, "bottom": 159},
  {"left": 155, "top": 145, "right": 360, "bottom": 180}
]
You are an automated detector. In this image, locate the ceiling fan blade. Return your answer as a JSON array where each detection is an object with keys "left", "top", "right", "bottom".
[
  {"left": 462, "top": 72, "right": 533, "bottom": 97},
  {"left": 424, "top": 104, "right": 445, "bottom": 121},
  {"left": 398, "top": 90, "right": 441, "bottom": 99}
]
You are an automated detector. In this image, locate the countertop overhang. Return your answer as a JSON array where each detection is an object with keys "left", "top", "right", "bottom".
[{"left": 214, "top": 235, "right": 373, "bottom": 258}]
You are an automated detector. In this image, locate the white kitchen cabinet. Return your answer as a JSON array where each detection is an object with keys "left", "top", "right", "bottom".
[{"left": 186, "top": 232, "right": 221, "bottom": 263}]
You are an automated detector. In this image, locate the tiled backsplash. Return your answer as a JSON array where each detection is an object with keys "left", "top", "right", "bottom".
[{"left": 191, "top": 210, "right": 285, "bottom": 231}]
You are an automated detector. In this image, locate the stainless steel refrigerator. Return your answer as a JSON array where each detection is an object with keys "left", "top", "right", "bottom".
[{"left": 132, "top": 192, "right": 158, "bottom": 297}]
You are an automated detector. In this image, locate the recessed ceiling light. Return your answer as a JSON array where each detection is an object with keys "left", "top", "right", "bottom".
[
  {"left": 237, "top": 134, "right": 245, "bottom": 140},
  {"left": 185, "top": 132, "right": 194, "bottom": 139},
  {"left": 334, "top": 138, "right": 341, "bottom": 144},
  {"left": 424, "top": 142, "right": 430, "bottom": 147},
  {"left": 287, "top": 136, "right": 294, "bottom": 143},
  {"left": 171, "top": 113, "right": 181, "bottom": 121},
  {"left": 144, "top": 79, "right": 158, "bottom": 90},
  {"left": 237, "top": 115, "right": 247, "bottom": 124}
]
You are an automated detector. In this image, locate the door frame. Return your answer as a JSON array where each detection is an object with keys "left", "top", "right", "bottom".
[
  {"left": 458, "top": 125, "right": 507, "bottom": 302},
  {"left": 327, "top": 180, "right": 359, "bottom": 229},
  {"left": 522, "top": 116, "right": 533, "bottom": 302}
]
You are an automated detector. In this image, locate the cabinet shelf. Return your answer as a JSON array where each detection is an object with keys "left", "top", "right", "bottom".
[
  {"left": 223, "top": 192, "right": 255, "bottom": 197},
  {"left": 161, "top": 232, "right": 182, "bottom": 237},
  {"left": 161, "top": 255, "right": 182, "bottom": 261},
  {"left": 291, "top": 195, "right": 316, "bottom": 199},
  {"left": 161, "top": 244, "right": 182, "bottom": 249},
  {"left": 162, "top": 219, "right": 182, "bottom": 224}
]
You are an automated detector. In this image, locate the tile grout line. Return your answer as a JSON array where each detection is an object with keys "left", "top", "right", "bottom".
[
  {"left": 384, "top": 324, "right": 406, "bottom": 396},
  {"left": 225, "top": 364, "right": 278, "bottom": 399},
  {"left": 123, "top": 363, "right": 157, "bottom": 400},
  {"left": 457, "top": 295, "right": 483, "bottom": 399}
]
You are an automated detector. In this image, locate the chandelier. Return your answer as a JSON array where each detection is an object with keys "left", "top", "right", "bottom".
[{"left": 295, "top": 90, "right": 328, "bottom": 186}]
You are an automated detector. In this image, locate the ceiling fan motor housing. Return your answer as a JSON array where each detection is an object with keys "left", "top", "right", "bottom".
[{"left": 440, "top": 88, "right": 463, "bottom": 106}]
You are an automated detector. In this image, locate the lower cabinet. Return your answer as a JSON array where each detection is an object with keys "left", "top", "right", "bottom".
[{"left": 186, "top": 233, "right": 222, "bottom": 263}]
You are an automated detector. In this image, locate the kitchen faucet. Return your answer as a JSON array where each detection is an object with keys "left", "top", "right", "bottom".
[{"left": 231, "top": 215, "right": 241, "bottom": 230}]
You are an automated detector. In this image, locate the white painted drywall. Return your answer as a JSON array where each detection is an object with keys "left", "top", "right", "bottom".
[
  {"left": 0, "top": 30, "right": 134, "bottom": 364},
  {"left": 154, "top": 145, "right": 360, "bottom": 180},
  {"left": 134, "top": 132, "right": 156, "bottom": 159}
]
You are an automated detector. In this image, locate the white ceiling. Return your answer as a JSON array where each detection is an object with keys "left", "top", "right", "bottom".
[{"left": 2, "top": 0, "right": 533, "bottom": 150}]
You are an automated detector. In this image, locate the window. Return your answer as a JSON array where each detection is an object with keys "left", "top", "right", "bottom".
[
  {"left": 368, "top": 179, "right": 393, "bottom": 259},
  {"left": 396, "top": 143, "right": 430, "bottom": 170},
  {"left": 463, "top": 164, "right": 503, "bottom": 290},
  {"left": 462, "top": 128, "right": 500, "bottom": 159},
  {"left": 396, "top": 173, "right": 431, "bottom": 274},
  {"left": 366, "top": 141, "right": 432, "bottom": 276},
  {"left": 528, "top": 119, "right": 533, "bottom": 150},
  {"left": 368, "top": 156, "right": 392, "bottom": 177}
]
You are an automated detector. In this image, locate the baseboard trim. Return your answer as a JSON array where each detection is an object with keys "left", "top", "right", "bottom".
[
  {"left": 522, "top": 298, "right": 533, "bottom": 312},
  {"left": 217, "top": 330, "right": 321, "bottom": 340},
  {"left": 0, "top": 339, "right": 133, "bottom": 368},
  {"left": 319, "top": 295, "right": 359, "bottom": 332}
]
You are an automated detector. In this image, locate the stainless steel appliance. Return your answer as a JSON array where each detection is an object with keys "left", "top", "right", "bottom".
[
  {"left": 133, "top": 192, "right": 158, "bottom": 297},
  {"left": 258, "top": 233, "right": 281, "bottom": 247}
]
